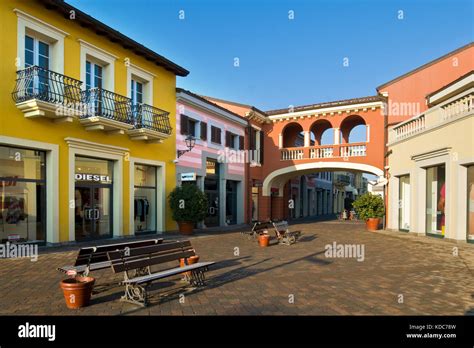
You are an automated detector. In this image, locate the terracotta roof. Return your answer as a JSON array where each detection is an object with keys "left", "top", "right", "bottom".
[
  {"left": 176, "top": 88, "right": 249, "bottom": 123},
  {"left": 39, "top": 0, "right": 189, "bottom": 76},
  {"left": 265, "top": 95, "right": 386, "bottom": 116},
  {"left": 376, "top": 42, "right": 473, "bottom": 91},
  {"left": 201, "top": 95, "right": 269, "bottom": 117}
]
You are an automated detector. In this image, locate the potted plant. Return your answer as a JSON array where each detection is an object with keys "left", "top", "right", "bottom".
[
  {"left": 169, "top": 184, "right": 208, "bottom": 235},
  {"left": 352, "top": 193, "right": 385, "bottom": 231},
  {"left": 60, "top": 274, "right": 95, "bottom": 309},
  {"left": 258, "top": 231, "right": 270, "bottom": 247}
]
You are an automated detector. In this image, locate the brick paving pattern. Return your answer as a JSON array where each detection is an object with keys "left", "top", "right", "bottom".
[{"left": 0, "top": 220, "right": 473, "bottom": 315}]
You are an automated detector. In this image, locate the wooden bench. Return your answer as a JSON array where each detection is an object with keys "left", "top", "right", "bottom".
[
  {"left": 272, "top": 220, "right": 301, "bottom": 245},
  {"left": 242, "top": 221, "right": 273, "bottom": 239},
  {"left": 57, "top": 238, "right": 163, "bottom": 276},
  {"left": 107, "top": 240, "right": 214, "bottom": 307}
]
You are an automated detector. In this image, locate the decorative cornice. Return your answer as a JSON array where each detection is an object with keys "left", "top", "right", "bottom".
[{"left": 64, "top": 137, "right": 129, "bottom": 156}]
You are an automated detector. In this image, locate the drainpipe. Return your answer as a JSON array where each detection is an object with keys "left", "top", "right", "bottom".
[
  {"left": 246, "top": 121, "right": 251, "bottom": 225},
  {"left": 383, "top": 95, "right": 388, "bottom": 229}
]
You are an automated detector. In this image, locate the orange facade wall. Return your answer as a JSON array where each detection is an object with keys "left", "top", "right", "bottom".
[{"left": 379, "top": 43, "right": 474, "bottom": 126}]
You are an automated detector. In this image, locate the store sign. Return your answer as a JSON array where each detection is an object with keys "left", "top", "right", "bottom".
[
  {"left": 181, "top": 172, "right": 196, "bottom": 182},
  {"left": 75, "top": 173, "right": 111, "bottom": 183}
]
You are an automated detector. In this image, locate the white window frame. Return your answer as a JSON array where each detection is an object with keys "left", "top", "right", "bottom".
[
  {"left": 79, "top": 39, "right": 116, "bottom": 92},
  {"left": 15, "top": 9, "right": 67, "bottom": 73},
  {"left": 127, "top": 64, "right": 154, "bottom": 106}
]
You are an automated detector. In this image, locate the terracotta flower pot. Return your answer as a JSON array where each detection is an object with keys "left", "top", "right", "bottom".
[
  {"left": 178, "top": 221, "right": 194, "bottom": 235},
  {"left": 180, "top": 255, "right": 200, "bottom": 278},
  {"left": 60, "top": 276, "right": 95, "bottom": 309},
  {"left": 366, "top": 218, "right": 380, "bottom": 231},
  {"left": 258, "top": 234, "right": 270, "bottom": 247}
]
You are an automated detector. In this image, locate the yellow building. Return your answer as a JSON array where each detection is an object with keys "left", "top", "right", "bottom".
[{"left": 0, "top": 0, "right": 188, "bottom": 244}]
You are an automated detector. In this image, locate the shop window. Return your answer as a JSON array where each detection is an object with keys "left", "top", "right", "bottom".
[
  {"left": 0, "top": 145, "right": 46, "bottom": 244},
  {"left": 467, "top": 165, "right": 474, "bottom": 242},
  {"left": 134, "top": 164, "right": 157, "bottom": 234},
  {"left": 251, "top": 187, "right": 259, "bottom": 222},
  {"left": 426, "top": 165, "right": 446, "bottom": 236},
  {"left": 398, "top": 175, "right": 410, "bottom": 231}
]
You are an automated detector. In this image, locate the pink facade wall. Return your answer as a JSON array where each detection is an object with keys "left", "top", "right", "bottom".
[{"left": 176, "top": 102, "right": 245, "bottom": 176}]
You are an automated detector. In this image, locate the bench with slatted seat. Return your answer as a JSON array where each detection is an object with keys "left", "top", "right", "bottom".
[
  {"left": 272, "top": 220, "right": 301, "bottom": 245},
  {"left": 243, "top": 220, "right": 273, "bottom": 240},
  {"left": 107, "top": 240, "right": 214, "bottom": 307},
  {"left": 57, "top": 238, "right": 163, "bottom": 276}
]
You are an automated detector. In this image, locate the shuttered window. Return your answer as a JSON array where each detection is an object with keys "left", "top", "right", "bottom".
[
  {"left": 200, "top": 122, "right": 207, "bottom": 140},
  {"left": 211, "top": 126, "right": 221, "bottom": 144},
  {"left": 239, "top": 135, "right": 244, "bottom": 150}
]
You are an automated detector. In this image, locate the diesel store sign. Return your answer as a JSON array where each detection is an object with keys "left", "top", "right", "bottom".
[{"left": 75, "top": 173, "right": 111, "bottom": 183}]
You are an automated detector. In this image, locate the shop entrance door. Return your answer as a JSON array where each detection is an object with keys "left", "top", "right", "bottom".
[{"left": 75, "top": 185, "right": 112, "bottom": 241}]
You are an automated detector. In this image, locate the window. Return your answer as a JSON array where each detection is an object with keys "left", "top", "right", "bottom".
[
  {"left": 0, "top": 145, "right": 46, "bottom": 244},
  {"left": 467, "top": 165, "right": 474, "bottom": 242},
  {"left": 80, "top": 40, "right": 116, "bottom": 92},
  {"left": 211, "top": 126, "right": 222, "bottom": 144},
  {"left": 15, "top": 9, "right": 66, "bottom": 74},
  {"left": 25, "top": 35, "right": 49, "bottom": 69},
  {"left": 131, "top": 79, "right": 143, "bottom": 105},
  {"left": 86, "top": 61, "right": 103, "bottom": 89},
  {"left": 426, "top": 165, "right": 446, "bottom": 236},
  {"left": 25, "top": 35, "right": 50, "bottom": 95},
  {"left": 180, "top": 115, "right": 199, "bottom": 137},
  {"left": 134, "top": 165, "right": 157, "bottom": 234},
  {"left": 225, "top": 131, "right": 239, "bottom": 149},
  {"left": 127, "top": 64, "right": 154, "bottom": 105},
  {"left": 398, "top": 175, "right": 410, "bottom": 231}
]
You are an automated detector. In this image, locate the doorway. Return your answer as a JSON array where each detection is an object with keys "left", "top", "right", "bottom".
[{"left": 75, "top": 185, "right": 112, "bottom": 241}]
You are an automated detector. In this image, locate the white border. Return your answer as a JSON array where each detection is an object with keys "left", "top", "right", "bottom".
[
  {"left": 79, "top": 39, "right": 116, "bottom": 92},
  {"left": 65, "top": 138, "right": 127, "bottom": 241},
  {"left": 15, "top": 8, "right": 67, "bottom": 74},
  {"left": 0, "top": 136, "right": 59, "bottom": 243},
  {"left": 129, "top": 157, "right": 166, "bottom": 234}
]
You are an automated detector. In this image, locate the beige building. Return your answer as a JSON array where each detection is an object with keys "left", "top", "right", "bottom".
[{"left": 386, "top": 71, "right": 474, "bottom": 242}]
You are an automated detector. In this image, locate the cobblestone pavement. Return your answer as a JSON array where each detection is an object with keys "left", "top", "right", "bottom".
[{"left": 0, "top": 220, "right": 473, "bottom": 315}]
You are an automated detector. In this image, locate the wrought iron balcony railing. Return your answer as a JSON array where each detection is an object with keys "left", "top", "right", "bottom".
[
  {"left": 132, "top": 104, "right": 172, "bottom": 135},
  {"left": 81, "top": 87, "right": 133, "bottom": 125},
  {"left": 12, "top": 65, "right": 83, "bottom": 105}
]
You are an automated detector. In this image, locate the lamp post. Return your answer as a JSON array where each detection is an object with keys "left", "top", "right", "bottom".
[{"left": 177, "top": 134, "right": 196, "bottom": 158}]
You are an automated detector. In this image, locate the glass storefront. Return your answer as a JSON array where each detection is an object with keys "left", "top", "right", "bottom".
[
  {"left": 74, "top": 156, "right": 113, "bottom": 241},
  {"left": 467, "top": 165, "right": 474, "bottom": 242},
  {"left": 134, "top": 164, "right": 156, "bottom": 234},
  {"left": 204, "top": 159, "right": 219, "bottom": 227},
  {"left": 0, "top": 146, "right": 46, "bottom": 244},
  {"left": 398, "top": 175, "right": 410, "bottom": 231},
  {"left": 225, "top": 180, "right": 237, "bottom": 225},
  {"left": 426, "top": 165, "right": 446, "bottom": 236}
]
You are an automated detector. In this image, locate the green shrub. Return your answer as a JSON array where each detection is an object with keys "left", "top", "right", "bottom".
[
  {"left": 352, "top": 193, "right": 385, "bottom": 220},
  {"left": 168, "top": 184, "right": 208, "bottom": 223}
]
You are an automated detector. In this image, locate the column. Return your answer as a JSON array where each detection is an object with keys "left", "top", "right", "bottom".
[
  {"left": 304, "top": 131, "right": 310, "bottom": 147},
  {"left": 278, "top": 133, "right": 283, "bottom": 149},
  {"left": 366, "top": 124, "right": 370, "bottom": 142},
  {"left": 334, "top": 128, "right": 340, "bottom": 145}
]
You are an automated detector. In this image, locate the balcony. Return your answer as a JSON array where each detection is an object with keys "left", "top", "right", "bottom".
[
  {"left": 389, "top": 91, "right": 473, "bottom": 143},
  {"left": 280, "top": 143, "right": 367, "bottom": 161},
  {"left": 79, "top": 87, "right": 134, "bottom": 134},
  {"left": 12, "top": 66, "right": 83, "bottom": 122},
  {"left": 127, "top": 104, "right": 172, "bottom": 142}
]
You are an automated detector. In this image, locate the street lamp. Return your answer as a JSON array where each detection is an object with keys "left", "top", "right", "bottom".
[{"left": 177, "top": 134, "right": 196, "bottom": 158}]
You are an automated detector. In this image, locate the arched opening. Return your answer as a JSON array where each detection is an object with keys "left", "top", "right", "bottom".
[
  {"left": 340, "top": 115, "right": 366, "bottom": 144},
  {"left": 310, "top": 119, "right": 333, "bottom": 145},
  {"left": 282, "top": 122, "right": 304, "bottom": 148}
]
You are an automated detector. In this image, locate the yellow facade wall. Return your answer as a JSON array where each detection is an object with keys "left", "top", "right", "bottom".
[{"left": 0, "top": 0, "right": 180, "bottom": 241}]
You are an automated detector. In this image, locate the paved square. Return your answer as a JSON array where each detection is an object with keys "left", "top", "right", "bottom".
[{"left": 0, "top": 221, "right": 473, "bottom": 315}]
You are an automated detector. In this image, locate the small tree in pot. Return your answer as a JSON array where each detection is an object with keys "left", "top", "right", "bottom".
[
  {"left": 169, "top": 184, "right": 208, "bottom": 235},
  {"left": 352, "top": 193, "right": 385, "bottom": 231}
]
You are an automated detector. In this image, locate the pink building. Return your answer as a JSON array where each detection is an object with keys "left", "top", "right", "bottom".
[{"left": 176, "top": 89, "right": 248, "bottom": 227}]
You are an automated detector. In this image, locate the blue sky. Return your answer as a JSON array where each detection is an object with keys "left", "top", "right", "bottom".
[{"left": 68, "top": 0, "right": 473, "bottom": 111}]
